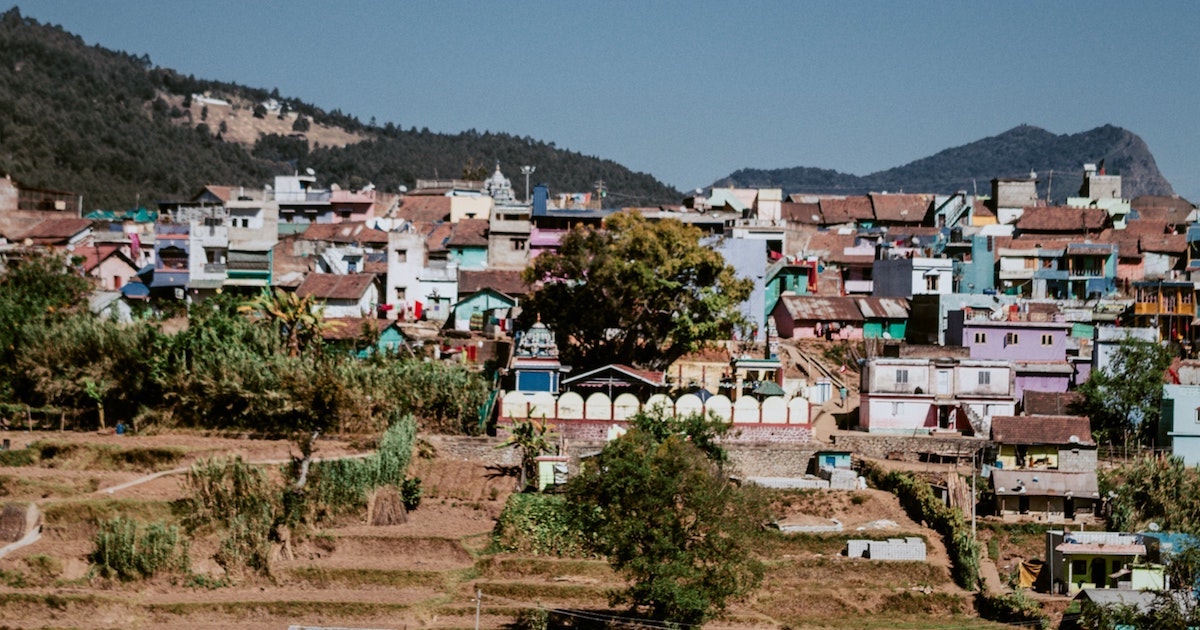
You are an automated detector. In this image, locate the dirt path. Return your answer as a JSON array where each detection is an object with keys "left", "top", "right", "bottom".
[{"left": 979, "top": 554, "right": 1008, "bottom": 594}]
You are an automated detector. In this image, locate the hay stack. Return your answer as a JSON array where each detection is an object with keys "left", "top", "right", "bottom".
[
  {"left": 369, "top": 486, "right": 408, "bottom": 526},
  {"left": 0, "top": 502, "right": 41, "bottom": 542}
]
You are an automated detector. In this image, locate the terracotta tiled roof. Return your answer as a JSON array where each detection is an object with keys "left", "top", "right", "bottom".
[
  {"left": 1131, "top": 195, "right": 1195, "bottom": 225},
  {"left": 869, "top": 193, "right": 932, "bottom": 223},
  {"left": 1015, "top": 206, "right": 1108, "bottom": 233},
  {"left": 798, "top": 231, "right": 860, "bottom": 263},
  {"left": 21, "top": 218, "right": 92, "bottom": 242},
  {"left": 1095, "top": 229, "right": 1140, "bottom": 260},
  {"left": 1139, "top": 233, "right": 1187, "bottom": 255},
  {"left": 446, "top": 219, "right": 489, "bottom": 247},
  {"left": 1022, "top": 390, "right": 1082, "bottom": 416},
  {"left": 196, "top": 185, "right": 233, "bottom": 202},
  {"left": 781, "top": 201, "right": 823, "bottom": 224},
  {"left": 79, "top": 244, "right": 135, "bottom": 273},
  {"left": 458, "top": 269, "right": 530, "bottom": 297},
  {"left": 1122, "top": 219, "right": 1168, "bottom": 236},
  {"left": 296, "top": 273, "right": 377, "bottom": 301},
  {"left": 395, "top": 196, "right": 451, "bottom": 222},
  {"left": 322, "top": 317, "right": 385, "bottom": 341},
  {"left": 424, "top": 222, "right": 453, "bottom": 253},
  {"left": 818, "top": 196, "right": 873, "bottom": 224},
  {"left": 300, "top": 222, "right": 388, "bottom": 245},
  {"left": 990, "top": 415, "right": 1094, "bottom": 446}
]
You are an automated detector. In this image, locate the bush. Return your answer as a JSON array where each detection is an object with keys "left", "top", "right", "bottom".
[
  {"left": 89, "top": 517, "right": 189, "bottom": 581},
  {"left": 400, "top": 477, "right": 422, "bottom": 511},
  {"left": 976, "top": 591, "right": 1049, "bottom": 628},
  {"left": 183, "top": 457, "right": 276, "bottom": 576},
  {"left": 492, "top": 493, "right": 591, "bottom": 557}
]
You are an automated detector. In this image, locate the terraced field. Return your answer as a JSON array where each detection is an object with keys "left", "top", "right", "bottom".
[{"left": 0, "top": 431, "right": 1015, "bottom": 629}]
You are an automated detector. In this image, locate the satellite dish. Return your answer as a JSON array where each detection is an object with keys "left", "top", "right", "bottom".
[
  {"left": 1148, "top": 522, "right": 1161, "bottom": 532},
  {"left": 1068, "top": 435, "right": 1080, "bottom": 444},
  {"left": 305, "top": 167, "right": 316, "bottom": 176},
  {"left": 398, "top": 185, "right": 408, "bottom": 193}
]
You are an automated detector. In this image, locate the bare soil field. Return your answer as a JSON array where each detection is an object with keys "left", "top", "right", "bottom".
[{"left": 0, "top": 429, "right": 1014, "bottom": 629}]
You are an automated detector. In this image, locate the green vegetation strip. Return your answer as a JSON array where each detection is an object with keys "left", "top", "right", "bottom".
[
  {"left": 861, "top": 461, "right": 980, "bottom": 589},
  {"left": 287, "top": 567, "right": 441, "bottom": 588},
  {"left": 146, "top": 600, "right": 414, "bottom": 618},
  {"left": 41, "top": 498, "right": 178, "bottom": 527}
]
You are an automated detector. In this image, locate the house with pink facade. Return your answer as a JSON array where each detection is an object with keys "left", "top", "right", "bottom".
[{"left": 859, "top": 357, "right": 1017, "bottom": 436}]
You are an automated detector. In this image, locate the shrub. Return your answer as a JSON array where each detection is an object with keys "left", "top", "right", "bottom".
[
  {"left": 400, "top": 477, "right": 422, "bottom": 511},
  {"left": 491, "top": 493, "right": 591, "bottom": 557},
  {"left": 89, "top": 517, "right": 189, "bottom": 581},
  {"left": 183, "top": 457, "right": 276, "bottom": 576},
  {"left": 976, "top": 590, "right": 1049, "bottom": 628}
]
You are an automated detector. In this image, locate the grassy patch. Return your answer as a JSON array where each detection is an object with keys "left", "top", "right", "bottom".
[
  {"left": 763, "top": 556, "right": 948, "bottom": 588},
  {"left": 878, "top": 591, "right": 966, "bottom": 616},
  {"left": 286, "top": 567, "right": 441, "bottom": 588},
  {"left": 42, "top": 498, "right": 178, "bottom": 530},
  {"left": 146, "top": 600, "right": 414, "bottom": 618},
  {"left": 33, "top": 441, "right": 186, "bottom": 472},
  {"left": 473, "top": 580, "right": 609, "bottom": 603},
  {"left": 0, "top": 448, "right": 36, "bottom": 467},
  {"left": 476, "top": 557, "right": 614, "bottom": 581}
]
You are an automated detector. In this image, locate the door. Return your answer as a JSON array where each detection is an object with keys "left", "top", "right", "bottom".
[{"left": 936, "top": 370, "right": 951, "bottom": 395}]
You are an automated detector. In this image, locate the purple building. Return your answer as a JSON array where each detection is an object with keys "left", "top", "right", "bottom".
[{"left": 955, "top": 316, "right": 1074, "bottom": 400}]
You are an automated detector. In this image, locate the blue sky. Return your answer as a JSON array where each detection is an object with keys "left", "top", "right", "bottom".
[{"left": 12, "top": 1, "right": 1200, "bottom": 200}]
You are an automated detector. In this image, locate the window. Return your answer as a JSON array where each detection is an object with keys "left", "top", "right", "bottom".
[
  {"left": 925, "top": 275, "right": 939, "bottom": 291},
  {"left": 395, "top": 287, "right": 407, "bottom": 302},
  {"left": 395, "top": 249, "right": 408, "bottom": 263},
  {"left": 1004, "top": 332, "right": 1019, "bottom": 346},
  {"left": 1194, "top": 407, "right": 1200, "bottom": 424},
  {"left": 974, "top": 332, "right": 987, "bottom": 344},
  {"left": 1041, "top": 334, "right": 1053, "bottom": 346},
  {"left": 896, "top": 369, "right": 909, "bottom": 384},
  {"left": 512, "top": 238, "right": 527, "bottom": 251},
  {"left": 1072, "top": 560, "right": 1087, "bottom": 577},
  {"left": 978, "top": 371, "right": 991, "bottom": 385}
]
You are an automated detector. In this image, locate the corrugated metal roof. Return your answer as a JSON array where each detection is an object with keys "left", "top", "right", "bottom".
[
  {"left": 778, "top": 295, "right": 863, "bottom": 323},
  {"left": 856, "top": 297, "right": 909, "bottom": 319}
]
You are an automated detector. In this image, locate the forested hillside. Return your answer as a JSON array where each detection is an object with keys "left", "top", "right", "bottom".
[
  {"left": 0, "top": 8, "right": 680, "bottom": 211},
  {"left": 718, "top": 124, "right": 1176, "bottom": 202}
]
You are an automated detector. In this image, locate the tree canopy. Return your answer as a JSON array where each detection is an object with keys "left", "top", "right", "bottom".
[
  {"left": 565, "top": 410, "right": 765, "bottom": 625},
  {"left": 521, "top": 212, "right": 752, "bottom": 370},
  {"left": 1077, "top": 338, "right": 1172, "bottom": 446}
]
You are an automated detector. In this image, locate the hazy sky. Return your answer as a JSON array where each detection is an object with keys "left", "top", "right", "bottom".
[{"left": 12, "top": 1, "right": 1200, "bottom": 200}]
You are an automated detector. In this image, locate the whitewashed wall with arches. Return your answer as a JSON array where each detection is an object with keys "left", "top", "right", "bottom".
[{"left": 500, "top": 390, "right": 810, "bottom": 425}]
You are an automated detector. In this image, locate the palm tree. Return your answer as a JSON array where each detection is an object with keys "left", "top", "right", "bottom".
[
  {"left": 239, "top": 288, "right": 337, "bottom": 357},
  {"left": 499, "top": 418, "right": 555, "bottom": 491}
]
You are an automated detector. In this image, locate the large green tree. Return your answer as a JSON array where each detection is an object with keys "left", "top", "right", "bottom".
[
  {"left": 565, "top": 411, "right": 765, "bottom": 625},
  {"left": 522, "top": 212, "right": 751, "bottom": 370},
  {"left": 1078, "top": 338, "right": 1172, "bottom": 446}
]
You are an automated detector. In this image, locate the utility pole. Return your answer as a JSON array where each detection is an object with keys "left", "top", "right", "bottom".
[
  {"left": 474, "top": 588, "right": 481, "bottom": 630},
  {"left": 520, "top": 165, "right": 535, "bottom": 204}
]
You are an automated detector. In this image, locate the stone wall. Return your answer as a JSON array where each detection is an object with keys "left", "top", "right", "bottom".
[
  {"left": 1058, "top": 447, "right": 1098, "bottom": 473},
  {"left": 830, "top": 432, "right": 989, "bottom": 462}
]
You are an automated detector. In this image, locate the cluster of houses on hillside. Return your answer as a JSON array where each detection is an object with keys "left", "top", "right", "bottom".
[{"left": 3, "top": 160, "right": 1200, "bottom": 601}]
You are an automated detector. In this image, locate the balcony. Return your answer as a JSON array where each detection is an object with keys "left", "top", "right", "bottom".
[{"left": 203, "top": 263, "right": 227, "bottom": 274}]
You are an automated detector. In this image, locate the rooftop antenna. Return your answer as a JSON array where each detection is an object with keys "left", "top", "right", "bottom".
[{"left": 1047, "top": 169, "right": 1054, "bottom": 203}]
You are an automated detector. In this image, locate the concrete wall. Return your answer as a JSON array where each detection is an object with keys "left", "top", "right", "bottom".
[{"left": 830, "top": 432, "right": 989, "bottom": 461}]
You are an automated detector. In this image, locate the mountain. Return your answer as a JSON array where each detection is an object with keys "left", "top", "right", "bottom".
[
  {"left": 716, "top": 124, "right": 1176, "bottom": 202},
  {"left": 0, "top": 8, "right": 681, "bottom": 211}
]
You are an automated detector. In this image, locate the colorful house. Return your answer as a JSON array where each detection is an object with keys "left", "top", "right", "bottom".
[
  {"left": 859, "top": 357, "right": 1017, "bottom": 435},
  {"left": 954, "top": 316, "right": 1075, "bottom": 398},
  {"left": 1046, "top": 531, "right": 1162, "bottom": 595},
  {"left": 449, "top": 288, "right": 517, "bottom": 333}
]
